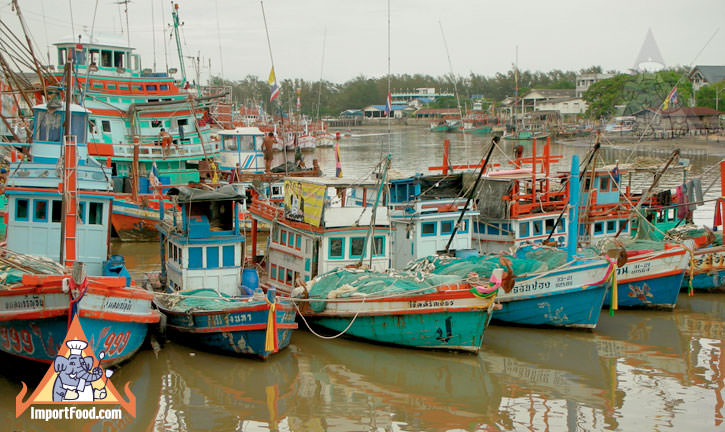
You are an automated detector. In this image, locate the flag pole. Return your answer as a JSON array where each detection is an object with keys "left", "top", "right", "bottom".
[{"left": 260, "top": 1, "right": 276, "bottom": 77}]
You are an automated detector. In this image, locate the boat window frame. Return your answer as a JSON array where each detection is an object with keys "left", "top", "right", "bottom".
[
  {"left": 349, "top": 236, "right": 365, "bottom": 258},
  {"left": 373, "top": 235, "right": 385, "bottom": 257},
  {"left": 421, "top": 221, "right": 436, "bottom": 237},
  {"left": 328, "top": 237, "right": 345, "bottom": 259},
  {"left": 33, "top": 200, "right": 48, "bottom": 222}
]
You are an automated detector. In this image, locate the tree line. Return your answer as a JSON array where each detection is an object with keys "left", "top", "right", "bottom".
[{"left": 209, "top": 65, "right": 722, "bottom": 120}]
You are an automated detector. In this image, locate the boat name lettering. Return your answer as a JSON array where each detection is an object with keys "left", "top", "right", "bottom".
[
  {"left": 512, "top": 280, "right": 551, "bottom": 294},
  {"left": 228, "top": 313, "right": 253, "bottom": 324},
  {"left": 408, "top": 300, "right": 454, "bottom": 309},
  {"left": 0, "top": 326, "right": 35, "bottom": 355},
  {"left": 103, "top": 298, "right": 133, "bottom": 312},
  {"left": 1, "top": 295, "right": 44, "bottom": 311},
  {"left": 618, "top": 262, "right": 651, "bottom": 276}
]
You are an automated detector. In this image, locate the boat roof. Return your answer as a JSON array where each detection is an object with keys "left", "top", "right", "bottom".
[
  {"left": 54, "top": 33, "right": 134, "bottom": 52},
  {"left": 33, "top": 102, "right": 90, "bottom": 113},
  {"left": 167, "top": 185, "right": 247, "bottom": 203},
  {"left": 284, "top": 176, "right": 381, "bottom": 188},
  {"left": 218, "top": 127, "right": 264, "bottom": 136}
]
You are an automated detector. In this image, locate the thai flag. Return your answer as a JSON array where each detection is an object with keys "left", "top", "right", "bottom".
[
  {"left": 385, "top": 92, "right": 392, "bottom": 116},
  {"left": 268, "top": 67, "right": 280, "bottom": 102},
  {"left": 663, "top": 86, "right": 678, "bottom": 110},
  {"left": 149, "top": 161, "right": 160, "bottom": 189}
]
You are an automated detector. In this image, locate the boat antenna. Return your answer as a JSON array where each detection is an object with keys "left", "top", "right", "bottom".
[
  {"left": 260, "top": 1, "right": 277, "bottom": 82},
  {"left": 444, "top": 136, "right": 499, "bottom": 253},
  {"left": 68, "top": 0, "right": 76, "bottom": 43},
  {"left": 151, "top": 0, "right": 157, "bottom": 71},
  {"left": 386, "top": 0, "right": 391, "bottom": 154},
  {"left": 359, "top": 154, "right": 392, "bottom": 267},
  {"left": 439, "top": 20, "right": 464, "bottom": 135},
  {"left": 315, "top": 26, "right": 326, "bottom": 124},
  {"left": 160, "top": 0, "right": 168, "bottom": 72},
  {"left": 171, "top": 2, "right": 187, "bottom": 87},
  {"left": 215, "top": 0, "right": 224, "bottom": 79}
]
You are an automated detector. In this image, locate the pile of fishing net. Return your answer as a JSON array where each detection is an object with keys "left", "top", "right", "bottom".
[
  {"left": 305, "top": 267, "right": 463, "bottom": 313},
  {"left": 155, "top": 288, "right": 260, "bottom": 312},
  {"left": 665, "top": 224, "right": 722, "bottom": 247}
]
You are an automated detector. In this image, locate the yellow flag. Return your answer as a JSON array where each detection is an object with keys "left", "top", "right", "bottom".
[{"left": 268, "top": 67, "right": 276, "bottom": 85}]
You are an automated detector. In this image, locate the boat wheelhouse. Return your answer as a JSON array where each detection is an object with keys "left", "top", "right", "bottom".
[
  {"left": 249, "top": 176, "right": 392, "bottom": 294},
  {"left": 387, "top": 173, "right": 479, "bottom": 268},
  {"left": 159, "top": 185, "right": 247, "bottom": 297},
  {"left": 216, "top": 127, "right": 265, "bottom": 172}
]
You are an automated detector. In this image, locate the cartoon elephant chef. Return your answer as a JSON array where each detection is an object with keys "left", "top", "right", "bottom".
[{"left": 52, "top": 340, "right": 106, "bottom": 402}]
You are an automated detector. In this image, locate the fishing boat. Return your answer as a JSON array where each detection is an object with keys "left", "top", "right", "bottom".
[
  {"left": 0, "top": 59, "right": 159, "bottom": 365},
  {"left": 249, "top": 168, "right": 394, "bottom": 295},
  {"left": 154, "top": 185, "right": 296, "bottom": 358},
  {"left": 296, "top": 266, "right": 499, "bottom": 352}
]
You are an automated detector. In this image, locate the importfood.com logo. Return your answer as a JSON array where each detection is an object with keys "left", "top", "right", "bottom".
[{"left": 15, "top": 315, "right": 136, "bottom": 420}]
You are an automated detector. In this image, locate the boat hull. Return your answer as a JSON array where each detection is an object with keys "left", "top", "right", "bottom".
[
  {"left": 111, "top": 206, "right": 161, "bottom": 242},
  {"left": 684, "top": 248, "right": 725, "bottom": 292},
  {"left": 0, "top": 278, "right": 159, "bottom": 365},
  {"left": 303, "top": 290, "right": 495, "bottom": 352},
  {"left": 495, "top": 261, "right": 612, "bottom": 328},
  {"left": 604, "top": 249, "right": 688, "bottom": 309},
  {"left": 159, "top": 301, "right": 298, "bottom": 359}
]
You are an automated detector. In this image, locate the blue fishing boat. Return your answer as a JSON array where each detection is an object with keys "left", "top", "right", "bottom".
[
  {"left": 154, "top": 185, "right": 297, "bottom": 358},
  {"left": 0, "top": 58, "right": 159, "bottom": 365}
]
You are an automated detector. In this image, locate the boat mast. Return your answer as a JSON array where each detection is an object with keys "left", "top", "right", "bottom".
[
  {"left": 60, "top": 52, "right": 78, "bottom": 267},
  {"left": 171, "top": 2, "right": 187, "bottom": 88},
  {"left": 439, "top": 21, "right": 464, "bottom": 134},
  {"left": 11, "top": 0, "right": 48, "bottom": 101}
]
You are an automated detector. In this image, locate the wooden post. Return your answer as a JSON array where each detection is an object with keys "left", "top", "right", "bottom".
[
  {"left": 132, "top": 137, "right": 140, "bottom": 202},
  {"left": 442, "top": 139, "right": 450, "bottom": 175}
]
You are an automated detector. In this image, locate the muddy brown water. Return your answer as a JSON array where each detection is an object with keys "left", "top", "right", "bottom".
[{"left": 2, "top": 130, "right": 725, "bottom": 431}]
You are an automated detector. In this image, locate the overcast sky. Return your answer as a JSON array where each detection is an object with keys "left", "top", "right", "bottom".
[{"left": 2, "top": 0, "right": 724, "bottom": 84}]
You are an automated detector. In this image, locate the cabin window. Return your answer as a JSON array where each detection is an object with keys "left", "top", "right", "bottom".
[
  {"left": 594, "top": 222, "right": 604, "bottom": 235},
  {"left": 304, "top": 259, "right": 310, "bottom": 272},
  {"left": 92, "top": 82, "right": 104, "bottom": 89},
  {"left": 488, "top": 223, "right": 499, "bottom": 235},
  {"left": 329, "top": 238, "right": 344, "bottom": 259},
  {"left": 545, "top": 218, "right": 555, "bottom": 234},
  {"left": 533, "top": 221, "right": 542, "bottom": 235},
  {"left": 15, "top": 199, "right": 29, "bottom": 221},
  {"left": 223, "top": 246, "right": 235, "bottom": 267},
  {"left": 101, "top": 120, "right": 111, "bottom": 133},
  {"left": 350, "top": 237, "right": 365, "bottom": 258},
  {"left": 188, "top": 247, "right": 203, "bottom": 269},
  {"left": 151, "top": 120, "right": 162, "bottom": 128},
  {"left": 58, "top": 48, "right": 67, "bottom": 65},
  {"left": 421, "top": 222, "right": 436, "bottom": 237},
  {"left": 519, "top": 222, "right": 529, "bottom": 237},
  {"left": 51, "top": 200, "right": 62, "bottom": 223},
  {"left": 35, "top": 111, "right": 62, "bottom": 142},
  {"left": 272, "top": 227, "right": 279, "bottom": 243},
  {"left": 501, "top": 223, "right": 511, "bottom": 234},
  {"left": 272, "top": 185, "right": 283, "bottom": 197},
  {"left": 286, "top": 269, "right": 293, "bottom": 285},
  {"left": 78, "top": 202, "right": 86, "bottom": 223},
  {"left": 270, "top": 265, "right": 277, "bottom": 280},
  {"left": 172, "top": 244, "right": 178, "bottom": 262},
  {"left": 177, "top": 118, "right": 188, "bottom": 127},
  {"left": 288, "top": 233, "right": 295, "bottom": 247},
  {"left": 146, "top": 84, "right": 157, "bottom": 91},
  {"left": 132, "top": 84, "right": 143, "bottom": 91},
  {"left": 206, "top": 247, "right": 219, "bottom": 269},
  {"left": 101, "top": 50, "right": 112, "bottom": 67},
  {"left": 119, "top": 84, "right": 129, "bottom": 91},
  {"left": 32, "top": 200, "right": 48, "bottom": 222},
  {"left": 620, "top": 220, "right": 628, "bottom": 232},
  {"left": 88, "top": 202, "right": 103, "bottom": 225},
  {"left": 296, "top": 235, "right": 301, "bottom": 250},
  {"left": 107, "top": 84, "right": 116, "bottom": 90},
  {"left": 600, "top": 177, "right": 610, "bottom": 192},
  {"left": 440, "top": 221, "right": 453, "bottom": 235},
  {"left": 584, "top": 178, "right": 591, "bottom": 191},
  {"left": 460, "top": 220, "right": 469, "bottom": 233},
  {"left": 160, "top": 84, "right": 169, "bottom": 91},
  {"left": 373, "top": 236, "right": 385, "bottom": 257},
  {"left": 557, "top": 219, "right": 566, "bottom": 233},
  {"left": 606, "top": 220, "right": 617, "bottom": 233},
  {"left": 281, "top": 230, "right": 287, "bottom": 245},
  {"left": 114, "top": 51, "right": 125, "bottom": 68},
  {"left": 89, "top": 119, "right": 98, "bottom": 134},
  {"left": 473, "top": 221, "right": 482, "bottom": 234}
]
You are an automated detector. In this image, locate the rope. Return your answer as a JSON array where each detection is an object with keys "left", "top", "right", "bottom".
[{"left": 293, "top": 296, "right": 365, "bottom": 340}]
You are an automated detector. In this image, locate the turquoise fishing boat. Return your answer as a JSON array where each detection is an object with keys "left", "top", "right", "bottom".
[{"left": 154, "top": 185, "right": 297, "bottom": 358}]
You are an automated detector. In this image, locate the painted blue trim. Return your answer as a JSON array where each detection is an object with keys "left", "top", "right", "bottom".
[
  {"left": 206, "top": 246, "right": 219, "bottom": 269},
  {"left": 4, "top": 190, "right": 112, "bottom": 201},
  {"left": 421, "top": 221, "right": 437, "bottom": 237},
  {"left": 519, "top": 221, "right": 529, "bottom": 237},
  {"left": 32, "top": 199, "right": 48, "bottom": 222},
  {"left": 15, "top": 198, "right": 29, "bottom": 221},
  {"left": 349, "top": 236, "right": 365, "bottom": 258},
  {"left": 329, "top": 237, "right": 345, "bottom": 259},
  {"left": 165, "top": 233, "right": 244, "bottom": 245},
  {"left": 487, "top": 223, "right": 499, "bottom": 235},
  {"left": 222, "top": 245, "right": 235, "bottom": 267},
  {"left": 281, "top": 231, "right": 287, "bottom": 245},
  {"left": 78, "top": 202, "right": 86, "bottom": 224},
  {"left": 188, "top": 247, "right": 203, "bottom": 269},
  {"left": 304, "top": 258, "right": 310, "bottom": 272}
]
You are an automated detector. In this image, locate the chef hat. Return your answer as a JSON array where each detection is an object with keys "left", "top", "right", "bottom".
[{"left": 66, "top": 340, "right": 88, "bottom": 356}]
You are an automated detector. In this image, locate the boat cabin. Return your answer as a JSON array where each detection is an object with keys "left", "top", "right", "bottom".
[
  {"left": 216, "top": 127, "right": 265, "bottom": 172},
  {"left": 249, "top": 177, "right": 392, "bottom": 293},
  {"left": 160, "top": 185, "right": 247, "bottom": 296},
  {"left": 55, "top": 39, "right": 142, "bottom": 78},
  {"left": 387, "top": 173, "right": 478, "bottom": 268},
  {"left": 5, "top": 102, "right": 114, "bottom": 276}
]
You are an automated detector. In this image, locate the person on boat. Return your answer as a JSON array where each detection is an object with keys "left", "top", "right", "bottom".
[
  {"left": 262, "top": 132, "right": 275, "bottom": 173},
  {"left": 159, "top": 128, "right": 173, "bottom": 158}
]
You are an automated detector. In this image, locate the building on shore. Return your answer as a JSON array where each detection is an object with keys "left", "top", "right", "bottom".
[
  {"left": 688, "top": 66, "right": 725, "bottom": 92},
  {"left": 576, "top": 73, "right": 614, "bottom": 98}
]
